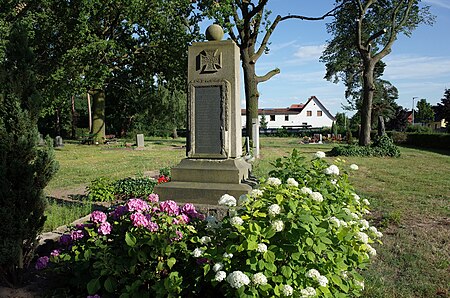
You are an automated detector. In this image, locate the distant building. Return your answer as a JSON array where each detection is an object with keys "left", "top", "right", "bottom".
[{"left": 241, "top": 96, "right": 336, "bottom": 129}]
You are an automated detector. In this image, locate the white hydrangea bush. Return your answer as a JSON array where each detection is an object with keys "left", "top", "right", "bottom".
[{"left": 191, "top": 149, "right": 381, "bottom": 297}]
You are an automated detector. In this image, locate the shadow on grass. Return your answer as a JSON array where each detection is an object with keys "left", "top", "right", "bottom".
[{"left": 398, "top": 145, "right": 450, "bottom": 156}]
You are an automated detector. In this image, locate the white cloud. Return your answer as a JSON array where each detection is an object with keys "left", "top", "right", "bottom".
[
  {"left": 423, "top": 0, "right": 450, "bottom": 9},
  {"left": 383, "top": 55, "right": 450, "bottom": 80},
  {"left": 294, "top": 44, "right": 326, "bottom": 61}
]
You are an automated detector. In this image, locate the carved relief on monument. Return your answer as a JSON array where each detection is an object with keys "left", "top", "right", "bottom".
[{"left": 197, "top": 49, "right": 222, "bottom": 73}]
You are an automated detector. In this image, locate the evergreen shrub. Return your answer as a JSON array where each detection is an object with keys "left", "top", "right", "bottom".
[{"left": 0, "top": 97, "right": 59, "bottom": 285}]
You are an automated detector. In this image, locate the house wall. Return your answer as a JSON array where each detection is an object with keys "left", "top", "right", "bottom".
[{"left": 241, "top": 99, "right": 334, "bottom": 129}]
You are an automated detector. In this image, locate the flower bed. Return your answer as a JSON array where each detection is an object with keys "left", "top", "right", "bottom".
[{"left": 37, "top": 150, "right": 382, "bottom": 297}]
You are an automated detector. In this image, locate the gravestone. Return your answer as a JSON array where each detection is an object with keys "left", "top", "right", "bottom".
[
  {"left": 54, "top": 136, "right": 63, "bottom": 147},
  {"left": 136, "top": 134, "right": 145, "bottom": 148},
  {"left": 155, "top": 24, "right": 251, "bottom": 204}
]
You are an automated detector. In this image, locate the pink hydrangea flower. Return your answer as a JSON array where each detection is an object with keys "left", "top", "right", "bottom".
[
  {"left": 159, "top": 200, "right": 180, "bottom": 216},
  {"left": 90, "top": 211, "right": 107, "bottom": 224},
  {"left": 98, "top": 222, "right": 112, "bottom": 235},
  {"left": 147, "top": 193, "right": 159, "bottom": 203},
  {"left": 71, "top": 230, "right": 84, "bottom": 241},
  {"left": 130, "top": 212, "right": 149, "bottom": 227},
  {"left": 147, "top": 221, "right": 159, "bottom": 232},
  {"left": 181, "top": 203, "right": 196, "bottom": 216},
  {"left": 127, "top": 199, "right": 150, "bottom": 213},
  {"left": 35, "top": 256, "right": 49, "bottom": 270},
  {"left": 172, "top": 230, "right": 183, "bottom": 241},
  {"left": 180, "top": 214, "right": 190, "bottom": 224},
  {"left": 50, "top": 249, "right": 60, "bottom": 257}
]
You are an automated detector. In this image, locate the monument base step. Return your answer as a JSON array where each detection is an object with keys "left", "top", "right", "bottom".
[
  {"left": 154, "top": 181, "right": 252, "bottom": 205},
  {"left": 171, "top": 158, "right": 251, "bottom": 184}
]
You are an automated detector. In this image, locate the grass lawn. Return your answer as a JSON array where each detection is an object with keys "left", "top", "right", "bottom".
[{"left": 45, "top": 136, "right": 449, "bottom": 297}]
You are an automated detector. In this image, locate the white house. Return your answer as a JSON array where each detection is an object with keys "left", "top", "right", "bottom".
[{"left": 241, "top": 96, "right": 336, "bottom": 129}]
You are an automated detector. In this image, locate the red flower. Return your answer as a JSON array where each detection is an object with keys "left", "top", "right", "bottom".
[{"left": 157, "top": 175, "right": 170, "bottom": 184}]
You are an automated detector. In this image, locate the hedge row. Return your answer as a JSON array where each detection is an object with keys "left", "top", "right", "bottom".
[{"left": 390, "top": 132, "right": 450, "bottom": 150}]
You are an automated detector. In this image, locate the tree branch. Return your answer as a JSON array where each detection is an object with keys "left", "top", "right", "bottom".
[{"left": 256, "top": 68, "right": 280, "bottom": 83}]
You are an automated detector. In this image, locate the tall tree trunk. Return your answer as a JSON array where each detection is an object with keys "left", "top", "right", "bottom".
[
  {"left": 359, "top": 61, "right": 375, "bottom": 146},
  {"left": 90, "top": 89, "right": 106, "bottom": 143},
  {"left": 241, "top": 50, "right": 259, "bottom": 142},
  {"left": 87, "top": 92, "right": 92, "bottom": 132},
  {"left": 71, "top": 95, "right": 76, "bottom": 139},
  {"left": 378, "top": 115, "right": 385, "bottom": 136}
]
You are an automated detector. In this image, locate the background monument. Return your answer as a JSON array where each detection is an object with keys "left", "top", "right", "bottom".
[{"left": 155, "top": 24, "right": 252, "bottom": 204}]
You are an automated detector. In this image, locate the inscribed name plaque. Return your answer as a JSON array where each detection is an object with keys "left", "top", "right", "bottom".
[{"left": 194, "top": 86, "right": 222, "bottom": 155}]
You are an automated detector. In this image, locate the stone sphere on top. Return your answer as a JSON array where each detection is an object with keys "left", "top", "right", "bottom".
[{"left": 206, "top": 24, "right": 224, "bottom": 41}]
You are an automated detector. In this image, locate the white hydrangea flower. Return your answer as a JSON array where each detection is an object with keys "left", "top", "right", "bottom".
[
  {"left": 192, "top": 248, "right": 203, "bottom": 258},
  {"left": 306, "top": 269, "right": 321, "bottom": 280},
  {"left": 256, "top": 243, "right": 268, "bottom": 253},
  {"left": 281, "top": 284, "right": 294, "bottom": 296},
  {"left": 341, "top": 271, "right": 349, "bottom": 279},
  {"left": 310, "top": 191, "right": 324, "bottom": 203},
  {"left": 230, "top": 216, "right": 244, "bottom": 226},
  {"left": 339, "top": 220, "right": 348, "bottom": 227},
  {"left": 363, "top": 208, "right": 371, "bottom": 215},
  {"left": 343, "top": 207, "right": 351, "bottom": 215},
  {"left": 362, "top": 198, "right": 370, "bottom": 205},
  {"left": 226, "top": 271, "right": 250, "bottom": 289},
  {"left": 301, "top": 187, "right": 313, "bottom": 195},
  {"left": 199, "top": 236, "right": 211, "bottom": 244},
  {"left": 215, "top": 270, "right": 227, "bottom": 282},
  {"left": 252, "top": 272, "right": 268, "bottom": 286},
  {"left": 318, "top": 275, "right": 329, "bottom": 287},
  {"left": 324, "top": 165, "right": 340, "bottom": 175},
  {"left": 213, "top": 262, "right": 224, "bottom": 272},
  {"left": 218, "top": 194, "right": 237, "bottom": 207},
  {"left": 314, "top": 151, "right": 326, "bottom": 158},
  {"left": 250, "top": 189, "right": 264, "bottom": 198},
  {"left": 359, "top": 219, "right": 369, "bottom": 230},
  {"left": 329, "top": 216, "right": 341, "bottom": 228},
  {"left": 300, "top": 287, "right": 316, "bottom": 297},
  {"left": 355, "top": 280, "right": 365, "bottom": 289},
  {"left": 366, "top": 244, "right": 377, "bottom": 257},
  {"left": 268, "top": 204, "right": 281, "bottom": 217},
  {"left": 351, "top": 212, "right": 360, "bottom": 220},
  {"left": 350, "top": 164, "right": 359, "bottom": 170},
  {"left": 353, "top": 193, "right": 361, "bottom": 204},
  {"left": 272, "top": 220, "right": 284, "bottom": 232},
  {"left": 369, "top": 226, "right": 383, "bottom": 238},
  {"left": 223, "top": 252, "right": 233, "bottom": 259},
  {"left": 331, "top": 179, "right": 337, "bottom": 185},
  {"left": 287, "top": 178, "right": 299, "bottom": 187},
  {"left": 348, "top": 220, "right": 357, "bottom": 226},
  {"left": 266, "top": 177, "right": 282, "bottom": 186},
  {"left": 356, "top": 231, "right": 369, "bottom": 244}
]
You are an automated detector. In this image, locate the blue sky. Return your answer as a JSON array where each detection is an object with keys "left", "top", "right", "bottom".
[{"left": 233, "top": 0, "right": 450, "bottom": 116}]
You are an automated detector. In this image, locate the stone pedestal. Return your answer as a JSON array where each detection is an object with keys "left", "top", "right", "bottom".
[
  {"left": 154, "top": 25, "right": 252, "bottom": 204},
  {"left": 155, "top": 158, "right": 251, "bottom": 204}
]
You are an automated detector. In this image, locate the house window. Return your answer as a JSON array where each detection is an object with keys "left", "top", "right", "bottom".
[
  {"left": 285, "top": 115, "right": 289, "bottom": 121},
  {"left": 317, "top": 111, "right": 323, "bottom": 117},
  {"left": 306, "top": 111, "right": 312, "bottom": 117},
  {"left": 270, "top": 115, "right": 275, "bottom": 121}
]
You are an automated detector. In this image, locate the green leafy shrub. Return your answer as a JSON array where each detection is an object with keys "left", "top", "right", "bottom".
[
  {"left": 329, "top": 135, "right": 400, "bottom": 157},
  {"left": 40, "top": 151, "right": 381, "bottom": 297},
  {"left": 390, "top": 131, "right": 407, "bottom": 144},
  {"left": 86, "top": 177, "right": 115, "bottom": 202},
  {"left": 114, "top": 177, "right": 157, "bottom": 199}
]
